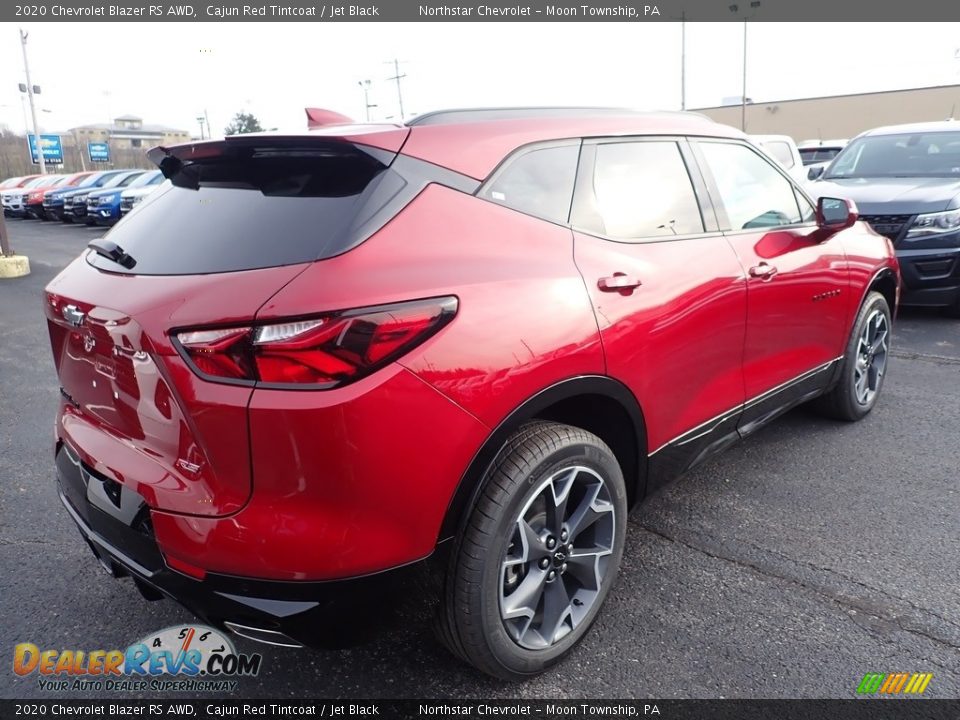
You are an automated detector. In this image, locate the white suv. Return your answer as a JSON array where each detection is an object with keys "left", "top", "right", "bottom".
[{"left": 750, "top": 134, "right": 807, "bottom": 186}]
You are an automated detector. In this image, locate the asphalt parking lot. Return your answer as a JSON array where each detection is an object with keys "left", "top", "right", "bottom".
[{"left": 1, "top": 217, "right": 958, "bottom": 700}]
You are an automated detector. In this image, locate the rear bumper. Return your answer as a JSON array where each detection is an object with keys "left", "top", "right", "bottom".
[
  {"left": 55, "top": 442, "right": 433, "bottom": 648},
  {"left": 897, "top": 246, "right": 960, "bottom": 307}
]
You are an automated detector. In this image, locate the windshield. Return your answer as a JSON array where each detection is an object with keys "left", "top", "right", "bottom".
[
  {"left": 825, "top": 131, "right": 960, "bottom": 179},
  {"left": 104, "top": 171, "right": 144, "bottom": 189},
  {"left": 89, "top": 143, "right": 400, "bottom": 275},
  {"left": 78, "top": 174, "right": 107, "bottom": 188},
  {"left": 127, "top": 170, "right": 162, "bottom": 188},
  {"left": 25, "top": 177, "right": 49, "bottom": 189}
]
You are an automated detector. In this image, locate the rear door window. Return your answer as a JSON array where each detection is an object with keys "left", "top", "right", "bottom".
[{"left": 575, "top": 140, "right": 705, "bottom": 240}]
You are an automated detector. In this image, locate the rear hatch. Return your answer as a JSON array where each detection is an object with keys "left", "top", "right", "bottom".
[{"left": 45, "top": 129, "right": 409, "bottom": 517}]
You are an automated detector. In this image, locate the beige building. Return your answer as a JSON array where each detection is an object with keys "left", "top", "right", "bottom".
[
  {"left": 69, "top": 114, "right": 190, "bottom": 150},
  {"left": 694, "top": 84, "right": 960, "bottom": 142}
]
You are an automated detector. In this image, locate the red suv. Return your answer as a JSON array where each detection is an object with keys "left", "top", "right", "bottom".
[{"left": 45, "top": 108, "right": 899, "bottom": 679}]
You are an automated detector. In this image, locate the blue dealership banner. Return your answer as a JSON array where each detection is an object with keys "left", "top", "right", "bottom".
[
  {"left": 88, "top": 142, "right": 111, "bottom": 163},
  {"left": 27, "top": 134, "right": 64, "bottom": 165}
]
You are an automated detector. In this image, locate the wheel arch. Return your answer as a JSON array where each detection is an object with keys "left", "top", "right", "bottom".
[
  {"left": 867, "top": 267, "right": 899, "bottom": 320},
  {"left": 438, "top": 376, "right": 648, "bottom": 543}
]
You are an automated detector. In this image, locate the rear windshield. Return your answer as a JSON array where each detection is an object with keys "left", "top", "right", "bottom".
[
  {"left": 87, "top": 143, "right": 406, "bottom": 275},
  {"left": 800, "top": 148, "right": 842, "bottom": 165},
  {"left": 761, "top": 141, "right": 794, "bottom": 169}
]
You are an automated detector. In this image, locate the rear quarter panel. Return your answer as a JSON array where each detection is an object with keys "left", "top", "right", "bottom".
[{"left": 256, "top": 184, "right": 606, "bottom": 426}]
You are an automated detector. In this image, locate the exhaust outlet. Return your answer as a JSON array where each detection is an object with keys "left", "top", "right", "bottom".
[{"left": 223, "top": 621, "right": 303, "bottom": 648}]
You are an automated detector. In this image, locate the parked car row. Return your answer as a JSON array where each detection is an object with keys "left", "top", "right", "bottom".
[
  {"left": 1, "top": 168, "right": 165, "bottom": 226},
  {"left": 753, "top": 122, "right": 959, "bottom": 315}
]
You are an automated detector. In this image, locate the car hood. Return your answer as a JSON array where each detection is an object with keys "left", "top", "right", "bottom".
[
  {"left": 810, "top": 177, "right": 960, "bottom": 214},
  {"left": 59, "top": 187, "right": 98, "bottom": 198},
  {"left": 46, "top": 184, "right": 88, "bottom": 197},
  {"left": 25, "top": 184, "right": 62, "bottom": 196},
  {"left": 121, "top": 186, "right": 159, "bottom": 198},
  {"left": 86, "top": 188, "right": 122, "bottom": 199}
]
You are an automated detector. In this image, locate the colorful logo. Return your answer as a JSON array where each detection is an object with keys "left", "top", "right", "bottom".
[
  {"left": 13, "top": 625, "right": 262, "bottom": 692},
  {"left": 856, "top": 672, "right": 933, "bottom": 695}
]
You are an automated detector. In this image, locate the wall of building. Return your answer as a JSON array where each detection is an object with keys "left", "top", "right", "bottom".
[{"left": 694, "top": 84, "right": 960, "bottom": 141}]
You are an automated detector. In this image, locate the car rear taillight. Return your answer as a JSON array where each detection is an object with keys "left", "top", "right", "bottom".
[{"left": 174, "top": 297, "right": 458, "bottom": 389}]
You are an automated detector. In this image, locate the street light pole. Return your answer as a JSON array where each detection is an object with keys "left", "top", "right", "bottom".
[
  {"left": 680, "top": 12, "right": 686, "bottom": 111},
  {"left": 19, "top": 29, "right": 46, "bottom": 175},
  {"left": 729, "top": 2, "right": 760, "bottom": 132},
  {"left": 741, "top": 19, "right": 748, "bottom": 131}
]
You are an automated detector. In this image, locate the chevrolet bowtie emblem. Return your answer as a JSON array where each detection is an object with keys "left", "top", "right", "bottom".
[{"left": 62, "top": 304, "right": 86, "bottom": 327}]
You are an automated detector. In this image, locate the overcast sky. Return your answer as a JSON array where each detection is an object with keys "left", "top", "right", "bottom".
[{"left": 3, "top": 22, "right": 959, "bottom": 138}]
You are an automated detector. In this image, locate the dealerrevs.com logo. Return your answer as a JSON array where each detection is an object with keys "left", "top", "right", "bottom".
[{"left": 13, "top": 625, "right": 263, "bottom": 692}]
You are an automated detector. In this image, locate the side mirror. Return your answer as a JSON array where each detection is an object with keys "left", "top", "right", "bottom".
[
  {"left": 808, "top": 165, "right": 825, "bottom": 181},
  {"left": 816, "top": 196, "right": 858, "bottom": 231}
]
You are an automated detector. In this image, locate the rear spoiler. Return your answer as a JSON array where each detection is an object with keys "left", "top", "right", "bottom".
[
  {"left": 306, "top": 108, "right": 354, "bottom": 128},
  {"left": 146, "top": 134, "right": 405, "bottom": 190}
]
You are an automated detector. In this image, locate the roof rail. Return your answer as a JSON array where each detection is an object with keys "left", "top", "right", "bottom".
[{"left": 405, "top": 107, "right": 715, "bottom": 127}]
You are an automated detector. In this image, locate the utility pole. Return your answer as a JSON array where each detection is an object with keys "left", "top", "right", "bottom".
[
  {"left": 385, "top": 59, "right": 407, "bottom": 121},
  {"left": 19, "top": 29, "right": 46, "bottom": 175},
  {"left": 0, "top": 210, "right": 11, "bottom": 257},
  {"left": 358, "top": 80, "right": 377, "bottom": 122}
]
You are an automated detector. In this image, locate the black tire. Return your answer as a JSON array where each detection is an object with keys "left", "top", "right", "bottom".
[
  {"left": 815, "top": 291, "right": 892, "bottom": 421},
  {"left": 944, "top": 297, "right": 960, "bottom": 319},
  {"left": 436, "top": 421, "right": 627, "bottom": 680}
]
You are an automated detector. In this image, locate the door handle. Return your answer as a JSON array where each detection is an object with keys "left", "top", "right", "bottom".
[
  {"left": 598, "top": 273, "right": 642, "bottom": 293},
  {"left": 748, "top": 263, "right": 778, "bottom": 280}
]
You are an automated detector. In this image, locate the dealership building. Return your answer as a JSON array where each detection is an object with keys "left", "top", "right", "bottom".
[
  {"left": 694, "top": 83, "right": 960, "bottom": 141},
  {"left": 68, "top": 114, "right": 190, "bottom": 150}
]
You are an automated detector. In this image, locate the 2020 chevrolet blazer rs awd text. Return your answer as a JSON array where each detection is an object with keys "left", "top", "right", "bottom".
[{"left": 44, "top": 108, "right": 899, "bottom": 679}]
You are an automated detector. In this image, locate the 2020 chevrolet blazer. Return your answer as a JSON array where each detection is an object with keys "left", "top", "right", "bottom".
[{"left": 44, "top": 107, "right": 900, "bottom": 679}]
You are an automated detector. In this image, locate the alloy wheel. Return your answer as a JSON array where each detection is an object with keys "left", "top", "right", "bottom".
[
  {"left": 853, "top": 309, "right": 889, "bottom": 406},
  {"left": 499, "top": 465, "right": 615, "bottom": 650}
]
